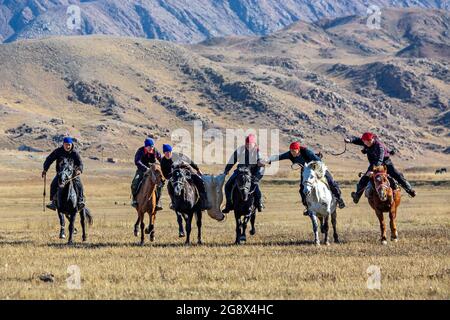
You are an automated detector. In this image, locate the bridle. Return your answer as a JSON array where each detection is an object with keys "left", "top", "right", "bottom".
[{"left": 372, "top": 171, "right": 392, "bottom": 201}]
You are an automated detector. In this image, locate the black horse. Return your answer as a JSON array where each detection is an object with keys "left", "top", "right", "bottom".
[
  {"left": 56, "top": 158, "right": 93, "bottom": 244},
  {"left": 168, "top": 163, "right": 203, "bottom": 245},
  {"left": 232, "top": 167, "right": 257, "bottom": 245}
]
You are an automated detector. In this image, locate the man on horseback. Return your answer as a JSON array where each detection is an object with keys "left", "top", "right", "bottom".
[
  {"left": 42, "top": 137, "right": 85, "bottom": 211},
  {"left": 131, "top": 138, "right": 163, "bottom": 209},
  {"left": 268, "top": 141, "right": 345, "bottom": 215},
  {"left": 345, "top": 132, "right": 416, "bottom": 204},
  {"left": 222, "top": 134, "right": 264, "bottom": 214},
  {"left": 160, "top": 144, "right": 210, "bottom": 211}
]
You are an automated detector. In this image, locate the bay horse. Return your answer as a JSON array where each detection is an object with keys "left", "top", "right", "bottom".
[
  {"left": 133, "top": 163, "right": 163, "bottom": 245},
  {"left": 232, "top": 167, "right": 257, "bottom": 245},
  {"left": 168, "top": 162, "right": 203, "bottom": 245},
  {"left": 366, "top": 165, "right": 401, "bottom": 245},
  {"left": 56, "top": 158, "right": 93, "bottom": 245},
  {"left": 302, "top": 161, "right": 339, "bottom": 246}
]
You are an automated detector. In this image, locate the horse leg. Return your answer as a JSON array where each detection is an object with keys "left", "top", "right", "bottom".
[
  {"left": 196, "top": 210, "right": 203, "bottom": 245},
  {"left": 134, "top": 216, "right": 140, "bottom": 237},
  {"left": 323, "top": 215, "right": 330, "bottom": 245},
  {"left": 67, "top": 213, "right": 76, "bottom": 245},
  {"left": 57, "top": 210, "right": 66, "bottom": 239},
  {"left": 389, "top": 208, "right": 398, "bottom": 242},
  {"left": 309, "top": 212, "right": 320, "bottom": 246},
  {"left": 139, "top": 212, "right": 145, "bottom": 246},
  {"left": 80, "top": 208, "right": 87, "bottom": 242},
  {"left": 235, "top": 215, "right": 241, "bottom": 245},
  {"left": 331, "top": 210, "right": 339, "bottom": 243},
  {"left": 177, "top": 212, "right": 185, "bottom": 237},
  {"left": 241, "top": 216, "right": 248, "bottom": 243},
  {"left": 149, "top": 210, "right": 156, "bottom": 242},
  {"left": 376, "top": 210, "right": 387, "bottom": 245},
  {"left": 185, "top": 213, "right": 193, "bottom": 245},
  {"left": 250, "top": 212, "right": 256, "bottom": 236}
]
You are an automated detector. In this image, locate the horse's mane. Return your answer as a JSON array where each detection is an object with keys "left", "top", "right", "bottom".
[
  {"left": 172, "top": 161, "right": 193, "bottom": 172},
  {"left": 307, "top": 161, "right": 327, "bottom": 179}
]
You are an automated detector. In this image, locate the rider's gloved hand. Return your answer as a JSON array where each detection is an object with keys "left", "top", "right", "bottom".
[{"left": 75, "top": 170, "right": 82, "bottom": 176}]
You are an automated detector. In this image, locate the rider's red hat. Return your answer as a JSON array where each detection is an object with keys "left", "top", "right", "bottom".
[
  {"left": 245, "top": 134, "right": 257, "bottom": 144},
  {"left": 361, "top": 132, "right": 375, "bottom": 141},
  {"left": 289, "top": 142, "right": 301, "bottom": 150}
]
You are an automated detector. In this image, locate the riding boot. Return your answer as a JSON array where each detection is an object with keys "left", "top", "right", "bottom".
[
  {"left": 352, "top": 174, "right": 370, "bottom": 204},
  {"left": 351, "top": 189, "right": 364, "bottom": 204},
  {"left": 46, "top": 198, "right": 57, "bottom": 211},
  {"left": 222, "top": 193, "right": 233, "bottom": 214}
]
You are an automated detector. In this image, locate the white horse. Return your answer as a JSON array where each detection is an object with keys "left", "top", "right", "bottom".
[{"left": 302, "top": 161, "right": 339, "bottom": 246}]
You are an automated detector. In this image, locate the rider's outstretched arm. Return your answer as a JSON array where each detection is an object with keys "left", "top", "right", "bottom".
[
  {"left": 224, "top": 149, "right": 238, "bottom": 174},
  {"left": 43, "top": 149, "right": 58, "bottom": 172}
]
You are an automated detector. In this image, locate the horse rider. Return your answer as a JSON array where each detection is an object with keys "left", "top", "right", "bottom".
[
  {"left": 222, "top": 134, "right": 265, "bottom": 214},
  {"left": 345, "top": 132, "right": 416, "bottom": 204},
  {"left": 131, "top": 138, "right": 163, "bottom": 209},
  {"left": 268, "top": 141, "right": 345, "bottom": 215},
  {"left": 160, "top": 144, "right": 211, "bottom": 211},
  {"left": 42, "top": 137, "right": 85, "bottom": 211}
]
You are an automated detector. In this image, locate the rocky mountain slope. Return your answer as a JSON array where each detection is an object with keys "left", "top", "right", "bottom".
[
  {"left": 1, "top": 0, "right": 449, "bottom": 43},
  {"left": 0, "top": 8, "right": 448, "bottom": 166}
]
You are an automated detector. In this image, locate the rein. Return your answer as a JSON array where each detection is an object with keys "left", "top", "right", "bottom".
[{"left": 329, "top": 141, "right": 347, "bottom": 156}]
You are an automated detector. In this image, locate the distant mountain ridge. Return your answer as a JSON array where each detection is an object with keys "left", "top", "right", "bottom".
[{"left": 0, "top": 0, "right": 449, "bottom": 43}]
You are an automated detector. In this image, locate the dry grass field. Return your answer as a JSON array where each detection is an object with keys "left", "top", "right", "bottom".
[{"left": 0, "top": 158, "right": 449, "bottom": 300}]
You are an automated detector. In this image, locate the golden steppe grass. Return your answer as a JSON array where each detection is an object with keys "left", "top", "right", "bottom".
[{"left": 0, "top": 169, "right": 448, "bottom": 300}]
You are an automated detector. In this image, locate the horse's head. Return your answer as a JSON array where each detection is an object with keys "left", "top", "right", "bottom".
[
  {"left": 145, "top": 163, "right": 163, "bottom": 185},
  {"left": 302, "top": 161, "right": 326, "bottom": 196},
  {"left": 58, "top": 158, "right": 74, "bottom": 188},
  {"left": 370, "top": 166, "right": 391, "bottom": 202},
  {"left": 170, "top": 165, "right": 192, "bottom": 197},
  {"left": 236, "top": 167, "right": 252, "bottom": 202}
]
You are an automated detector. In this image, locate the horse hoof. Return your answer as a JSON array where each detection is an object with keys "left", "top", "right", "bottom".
[
  {"left": 381, "top": 240, "right": 388, "bottom": 245},
  {"left": 197, "top": 240, "right": 203, "bottom": 245},
  {"left": 179, "top": 232, "right": 185, "bottom": 238},
  {"left": 150, "top": 233, "right": 155, "bottom": 242},
  {"left": 334, "top": 235, "right": 340, "bottom": 244},
  {"left": 59, "top": 232, "right": 66, "bottom": 239},
  {"left": 134, "top": 230, "right": 138, "bottom": 237},
  {"left": 82, "top": 236, "right": 87, "bottom": 242},
  {"left": 325, "top": 241, "right": 330, "bottom": 246},
  {"left": 391, "top": 238, "right": 398, "bottom": 243},
  {"left": 314, "top": 241, "right": 321, "bottom": 246},
  {"left": 239, "top": 236, "right": 247, "bottom": 242},
  {"left": 250, "top": 229, "right": 256, "bottom": 236},
  {"left": 67, "top": 240, "right": 74, "bottom": 246},
  {"left": 145, "top": 227, "right": 150, "bottom": 234},
  {"left": 139, "top": 242, "right": 144, "bottom": 246},
  {"left": 184, "top": 242, "right": 191, "bottom": 247}
]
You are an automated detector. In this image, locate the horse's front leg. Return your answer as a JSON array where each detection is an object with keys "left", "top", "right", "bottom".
[
  {"left": 241, "top": 214, "right": 250, "bottom": 243},
  {"left": 309, "top": 211, "right": 320, "bottom": 246},
  {"left": 80, "top": 208, "right": 87, "bottom": 242},
  {"left": 376, "top": 210, "right": 387, "bottom": 245},
  {"left": 134, "top": 216, "right": 140, "bottom": 237},
  {"left": 57, "top": 210, "right": 65, "bottom": 239},
  {"left": 250, "top": 211, "right": 256, "bottom": 236},
  {"left": 176, "top": 211, "right": 185, "bottom": 237},
  {"left": 331, "top": 210, "right": 339, "bottom": 243},
  {"left": 185, "top": 213, "right": 193, "bottom": 245},
  {"left": 196, "top": 210, "right": 203, "bottom": 245},
  {"left": 389, "top": 207, "right": 398, "bottom": 242},
  {"left": 149, "top": 210, "right": 156, "bottom": 242},
  {"left": 67, "top": 212, "right": 76, "bottom": 245},
  {"left": 235, "top": 214, "right": 241, "bottom": 245},
  {"left": 323, "top": 215, "right": 330, "bottom": 245}
]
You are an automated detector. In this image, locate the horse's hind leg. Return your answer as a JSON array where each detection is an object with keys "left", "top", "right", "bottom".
[
  {"left": 176, "top": 212, "right": 185, "bottom": 237},
  {"left": 250, "top": 212, "right": 256, "bottom": 236},
  {"left": 196, "top": 210, "right": 203, "bottom": 245},
  {"left": 376, "top": 210, "right": 387, "bottom": 245},
  {"left": 149, "top": 211, "right": 156, "bottom": 242},
  {"left": 139, "top": 212, "right": 145, "bottom": 246},
  {"left": 80, "top": 208, "right": 87, "bottom": 242},
  {"left": 389, "top": 208, "right": 398, "bottom": 242},
  {"left": 57, "top": 210, "right": 65, "bottom": 239},
  {"left": 309, "top": 212, "right": 320, "bottom": 246},
  {"left": 331, "top": 210, "right": 339, "bottom": 243}
]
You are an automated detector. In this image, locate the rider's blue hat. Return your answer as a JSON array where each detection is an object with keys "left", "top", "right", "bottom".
[
  {"left": 63, "top": 137, "right": 73, "bottom": 144},
  {"left": 163, "top": 144, "right": 172, "bottom": 153},
  {"left": 144, "top": 138, "right": 154, "bottom": 147}
]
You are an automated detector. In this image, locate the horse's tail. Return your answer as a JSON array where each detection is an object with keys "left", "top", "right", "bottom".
[{"left": 83, "top": 207, "right": 94, "bottom": 226}]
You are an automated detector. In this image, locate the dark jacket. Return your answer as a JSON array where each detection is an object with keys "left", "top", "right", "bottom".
[
  {"left": 350, "top": 136, "right": 390, "bottom": 167},
  {"left": 134, "top": 146, "right": 162, "bottom": 172},
  {"left": 43, "top": 146, "right": 83, "bottom": 173},
  {"left": 160, "top": 152, "right": 199, "bottom": 179},
  {"left": 269, "top": 147, "right": 320, "bottom": 166},
  {"left": 225, "top": 145, "right": 264, "bottom": 179}
]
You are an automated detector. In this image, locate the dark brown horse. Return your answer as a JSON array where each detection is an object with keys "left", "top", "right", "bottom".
[
  {"left": 133, "top": 163, "right": 163, "bottom": 245},
  {"left": 367, "top": 165, "right": 401, "bottom": 245}
]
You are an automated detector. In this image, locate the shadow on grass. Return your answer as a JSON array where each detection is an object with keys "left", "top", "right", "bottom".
[{"left": 0, "top": 240, "right": 34, "bottom": 246}]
